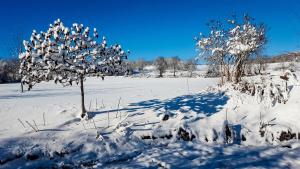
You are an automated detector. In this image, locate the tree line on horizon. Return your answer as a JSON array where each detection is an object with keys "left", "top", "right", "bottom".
[{"left": 125, "top": 56, "right": 197, "bottom": 77}]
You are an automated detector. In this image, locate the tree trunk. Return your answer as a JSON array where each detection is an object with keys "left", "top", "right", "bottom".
[
  {"left": 80, "top": 76, "right": 86, "bottom": 118},
  {"left": 21, "top": 82, "right": 23, "bottom": 93},
  {"left": 224, "top": 65, "right": 231, "bottom": 82},
  {"left": 220, "top": 63, "right": 224, "bottom": 85},
  {"left": 234, "top": 61, "right": 243, "bottom": 84},
  {"left": 20, "top": 74, "right": 24, "bottom": 93},
  {"left": 173, "top": 68, "right": 176, "bottom": 77}
]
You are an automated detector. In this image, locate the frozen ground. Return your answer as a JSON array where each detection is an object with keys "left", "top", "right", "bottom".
[{"left": 1, "top": 64, "right": 300, "bottom": 168}]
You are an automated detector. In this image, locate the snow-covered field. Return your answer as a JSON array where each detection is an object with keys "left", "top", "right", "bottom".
[{"left": 1, "top": 64, "right": 300, "bottom": 168}]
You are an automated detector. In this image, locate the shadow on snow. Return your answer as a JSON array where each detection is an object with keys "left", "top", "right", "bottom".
[{"left": 89, "top": 92, "right": 229, "bottom": 118}]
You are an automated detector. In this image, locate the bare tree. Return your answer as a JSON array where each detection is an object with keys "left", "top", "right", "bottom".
[
  {"left": 184, "top": 59, "right": 197, "bottom": 77},
  {"left": 8, "top": 32, "right": 24, "bottom": 92},
  {"left": 135, "top": 58, "right": 146, "bottom": 73},
  {"left": 169, "top": 56, "right": 180, "bottom": 77},
  {"left": 0, "top": 58, "right": 20, "bottom": 83},
  {"left": 0, "top": 59, "right": 8, "bottom": 83},
  {"left": 244, "top": 62, "right": 253, "bottom": 76},
  {"left": 155, "top": 57, "right": 168, "bottom": 77},
  {"left": 6, "top": 58, "right": 19, "bottom": 81},
  {"left": 255, "top": 55, "right": 267, "bottom": 75}
]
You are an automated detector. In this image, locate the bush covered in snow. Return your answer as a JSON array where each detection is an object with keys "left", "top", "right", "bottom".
[{"left": 232, "top": 70, "right": 298, "bottom": 107}]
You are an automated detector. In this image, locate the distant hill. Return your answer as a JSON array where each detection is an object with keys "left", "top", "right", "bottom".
[{"left": 264, "top": 52, "right": 300, "bottom": 63}]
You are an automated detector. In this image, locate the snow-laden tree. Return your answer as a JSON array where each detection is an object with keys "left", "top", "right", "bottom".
[
  {"left": 227, "top": 15, "right": 266, "bottom": 83},
  {"left": 196, "top": 15, "right": 266, "bottom": 84},
  {"left": 19, "top": 19, "right": 128, "bottom": 118},
  {"left": 196, "top": 20, "right": 231, "bottom": 84}
]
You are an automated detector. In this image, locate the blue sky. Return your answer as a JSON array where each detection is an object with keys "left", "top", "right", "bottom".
[{"left": 0, "top": 0, "right": 300, "bottom": 60}]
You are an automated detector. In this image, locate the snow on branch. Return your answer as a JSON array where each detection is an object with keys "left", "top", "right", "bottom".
[
  {"left": 19, "top": 19, "right": 128, "bottom": 90},
  {"left": 196, "top": 15, "right": 266, "bottom": 84}
]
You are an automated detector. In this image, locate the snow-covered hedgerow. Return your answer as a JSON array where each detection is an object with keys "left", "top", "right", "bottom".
[{"left": 233, "top": 70, "right": 298, "bottom": 107}]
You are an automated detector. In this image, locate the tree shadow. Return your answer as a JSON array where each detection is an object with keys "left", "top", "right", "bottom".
[
  {"left": 200, "top": 145, "right": 296, "bottom": 168},
  {"left": 0, "top": 91, "right": 78, "bottom": 100},
  {"left": 128, "top": 92, "right": 229, "bottom": 117},
  {"left": 0, "top": 86, "right": 134, "bottom": 100},
  {"left": 89, "top": 92, "right": 229, "bottom": 118},
  {"left": 113, "top": 140, "right": 299, "bottom": 169},
  {"left": 0, "top": 128, "right": 147, "bottom": 169}
]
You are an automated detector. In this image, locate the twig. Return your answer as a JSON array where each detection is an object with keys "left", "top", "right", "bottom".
[
  {"left": 96, "top": 99, "right": 98, "bottom": 110},
  {"left": 92, "top": 118, "right": 97, "bottom": 129},
  {"left": 113, "top": 113, "right": 129, "bottom": 131},
  {"left": 33, "top": 120, "right": 39, "bottom": 131},
  {"left": 82, "top": 122, "right": 87, "bottom": 130},
  {"left": 25, "top": 121, "right": 38, "bottom": 132},
  {"left": 107, "top": 111, "right": 110, "bottom": 128},
  {"left": 116, "top": 97, "right": 122, "bottom": 118},
  {"left": 43, "top": 112, "right": 46, "bottom": 126},
  {"left": 260, "top": 111, "right": 262, "bottom": 125},
  {"left": 102, "top": 99, "right": 105, "bottom": 108},
  {"left": 186, "top": 78, "right": 190, "bottom": 94},
  {"left": 89, "top": 100, "right": 92, "bottom": 110},
  {"left": 226, "top": 108, "right": 228, "bottom": 122},
  {"left": 18, "top": 118, "right": 26, "bottom": 128}
]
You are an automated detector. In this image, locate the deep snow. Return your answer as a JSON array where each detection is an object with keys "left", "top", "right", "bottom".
[{"left": 1, "top": 64, "right": 300, "bottom": 168}]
